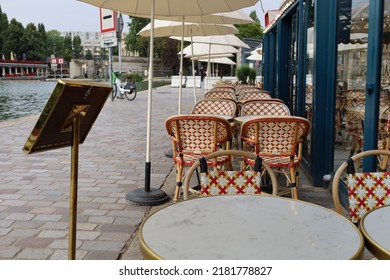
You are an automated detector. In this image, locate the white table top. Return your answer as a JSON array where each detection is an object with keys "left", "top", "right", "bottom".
[
  {"left": 139, "top": 195, "right": 364, "bottom": 260},
  {"left": 234, "top": 115, "right": 262, "bottom": 124},
  {"left": 360, "top": 205, "right": 390, "bottom": 259}
]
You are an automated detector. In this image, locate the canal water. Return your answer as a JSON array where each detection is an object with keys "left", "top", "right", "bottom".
[{"left": 0, "top": 81, "right": 57, "bottom": 121}]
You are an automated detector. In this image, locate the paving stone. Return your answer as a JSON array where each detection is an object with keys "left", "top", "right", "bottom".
[
  {"left": 80, "top": 241, "right": 125, "bottom": 252},
  {"left": 16, "top": 248, "right": 53, "bottom": 260},
  {"left": 0, "top": 247, "right": 21, "bottom": 258},
  {"left": 84, "top": 250, "right": 119, "bottom": 260},
  {"left": 38, "top": 230, "right": 67, "bottom": 239},
  {"left": 5, "top": 213, "right": 34, "bottom": 221},
  {"left": 15, "top": 237, "right": 54, "bottom": 248}
]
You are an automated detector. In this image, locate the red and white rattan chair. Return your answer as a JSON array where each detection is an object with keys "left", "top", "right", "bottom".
[
  {"left": 182, "top": 150, "right": 278, "bottom": 200},
  {"left": 165, "top": 114, "right": 233, "bottom": 201},
  {"left": 191, "top": 98, "right": 237, "bottom": 117},
  {"left": 240, "top": 99, "right": 290, "bottom": 116},
  {"left": 332, "top": 149, "right": 390, "bottom": 224},
  {"left": 237, "top": 91, "right": 272, "bottom": 103},
  {"left": 204, "top": 89, "right": 236, "bottom": 101},
  {"left": 240, "top": 116, "right": 310, "bottom": 199}
]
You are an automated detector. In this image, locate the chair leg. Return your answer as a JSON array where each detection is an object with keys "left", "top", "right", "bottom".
[
  {"left": 289, "top": 166, "right": 298, "bottom": 200},
  {"left": 174, "top": 164, "right": 183, "bottom": 202}
]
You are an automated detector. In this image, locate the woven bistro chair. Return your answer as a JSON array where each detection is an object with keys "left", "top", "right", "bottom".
[
  {"left": 191, "top": 98, "right": 237, "bottom": 117},
  {"left": 191, "top": 98, "right": 238, "bottom": 147},
  {"left": 204, "top": 89, "right": 236, "bottom": 101},
  {"left": 240, "top": 116, "right": 310, "bottom": 199},
  {"left": 237, "top": 91, "right": 272, "bottom": 103},
  {"left": 165, "top": 114, "right": 233, "bottom": 201},
  {"left": 182, "top": 150, "right": 278, "bottom": 200},
  {"left": 240, "top": 99, "right": 290, "bottom": 116},
  {"left": 332, "top": 149, "right": 390, "bottom": 224}
]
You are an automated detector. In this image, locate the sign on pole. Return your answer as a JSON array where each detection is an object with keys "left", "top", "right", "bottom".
[{"left": 100, "top": 8, "right": 117, "bottom": 48}]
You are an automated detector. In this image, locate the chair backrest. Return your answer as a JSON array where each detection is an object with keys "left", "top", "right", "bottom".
[
  {"left": 204, "top": 90, "right": 236, "bottom": 101},
  {"left": 238, "top": 91, "right": 272, "bottom": 102},
  {"left": 212, "top": 85, "right": 235, "bottom": 93},
  {"left": 240, "top": 99, "right": 290, "bottom": 116},
  {"left": 240, "top": 116, "right": 310, "bottom": 157},
  {"left": 165, "top": 114, "right": 232, "bottom": 156},
  {"left": 182, "top": 150, "right": 279, "bottom": 200},
  {"left": 332, "top": 149, "right": 390, "bottom": 224},
  {"left": 191, "top": 98, "right": 237, "bottom": 117}
]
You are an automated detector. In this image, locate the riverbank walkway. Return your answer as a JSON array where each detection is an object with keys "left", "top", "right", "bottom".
[{"left": 0, "top": 84, "right": 336, "bottom": 260}]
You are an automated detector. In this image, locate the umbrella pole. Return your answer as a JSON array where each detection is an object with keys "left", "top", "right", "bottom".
[
  {"left": 126, "top": 0, "right": 169, "bottom": 206},
  {"left": 207, "top": 43, "right": 211, "bottom": 90},
  {"left": 178, "top": 17, "right": 185, "bottom": 114},
  {"left": 191, "top": 35, "right": 197, "bottom": 104}
]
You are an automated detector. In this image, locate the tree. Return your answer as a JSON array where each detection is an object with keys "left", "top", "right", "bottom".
[
  {"left": 46, "top": 30, "right": 64, "bottom": 57},
  {"left": 37, "top": 23, "right": 48, "bottom": 55},
  {"left": 124, "top": 16, "right": 150, "bottom": 57},
  {"left": 85, "top": 49, "right": 93, "bottom": 60},
  {"left": 236, "top": 10, "right": 263, "bottom": 40},
  {"left": 63, "top": 34, "right": 73, "bottom": 63},
  {"left": 0, "top": 7, "right": 9, "bottom": 54},
  {"left": 72, "top": 35, "right": 83, "bottom": 59},
  {"left": 3, "top": 18, "right": 25, "bottom": 59},
  {"left": 20, "top": 23, "right": 46, "bottom": 61}
]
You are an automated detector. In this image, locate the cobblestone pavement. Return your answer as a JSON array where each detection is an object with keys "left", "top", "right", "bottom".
[{"left": 0, "top": 83, "right": 344, "bottom": 260}]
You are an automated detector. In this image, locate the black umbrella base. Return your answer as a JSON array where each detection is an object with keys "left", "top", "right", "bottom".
[
  {"left": 165, "top": 148, "right": 173, "bottom": 158},
  {"left": 126, "top": 188, "right": 170, "bottom": 206}
]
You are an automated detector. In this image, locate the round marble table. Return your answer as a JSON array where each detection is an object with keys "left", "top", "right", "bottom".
[
  {"left": 360, "top": 205, "right": 390, "bottom": 259},
  {"left": 234, "top": 115, "right": 261, "bottom": 124},
  {"left": 139, "top": 195, "right": 364, "bottom": 260}
]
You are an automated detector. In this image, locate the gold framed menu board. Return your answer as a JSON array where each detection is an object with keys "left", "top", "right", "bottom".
[{"left": 23, "top": 80, "right": 112, "bottom": 154}]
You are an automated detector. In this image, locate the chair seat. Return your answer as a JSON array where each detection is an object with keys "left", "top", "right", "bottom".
[
  {"left": 174, "top": 153, "right": 231, "bottom": 167},
  {"left": 244, "top": 155, "right": 301, "bottom": 168}
]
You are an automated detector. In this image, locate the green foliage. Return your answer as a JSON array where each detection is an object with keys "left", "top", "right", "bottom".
[
  {"left": 0, "top": 7, "right": 9, "bottom": 53},
  {"left": 236, "top": 10, "right": 263, "bottom": 40},
  {"left": 121, "top": 72, "right": 143, "bottom": 82},
  {"left": 125, "top": 16, "right": 150, "bottom": 57},
  {"left": 236, "top": 64, "right": 256, "bottom": 84},
  {"left": 20, "top": 23, "right": 46, "bottom": 61},
  {"left": 85, "top": 49, "right": 93, "bottom": 60},
  {"left": 248, "top": 68, "right": 257, "bottom": 85},
  {"left": 46, "top": 30, "right": 64, "bottom": 57},
  {"left": 3, "top": 18, "right": 24, "bottom": 57},
  {"left": 72, "top": 35, "right": 83, "bottom": 59},
  {"left": 63, "top": 35, "right": 73, "bottom": 63}
]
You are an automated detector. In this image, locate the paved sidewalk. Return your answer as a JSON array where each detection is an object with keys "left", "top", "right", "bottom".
[
  {"left": 0, "top": 83, "right": 340, "bottom": 260},
  {"left": 0, "top": 85, "right": 201, "bottom": 260}
]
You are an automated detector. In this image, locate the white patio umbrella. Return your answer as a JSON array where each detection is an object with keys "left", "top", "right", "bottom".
[
  {"left": 138, "top": 20, "right": 238, "bottom": 113},
  {"left": 172, "top": 34, "right": 250, "bottom": 89},
  {"left": 180, "top": 43, "right": 239, "bottom": 57},
  {"left": 247, "top": 48, "right": 262, "bottom": 61},
  {"left": 78, "top": 0, "right": 260, "bottom": 207},
  {"left": 198, "top": 56, "right": 236, "bottom": 65}
]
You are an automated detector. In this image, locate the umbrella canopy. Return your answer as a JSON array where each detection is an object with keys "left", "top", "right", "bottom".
[
  {"left": 154, "top": 9, "right": 254, "bottom": 24},
  {"left": 171, "top": 34, "right": 250, "bottom": 48},
  {"left": 138, "top": 20, "right": 237, "bottom": 112},
  {"left": 78, "top": 0, "right": 259, "bottom": 17},
  {"left": 247, "top": 48, "right": 262, "bottom": 61},
  {"left": 186, "top": 53, "right": 235, "bottom": 59},
  {"left": 180, "top": 43, "right": 239, "bottom": 57},
  {"left": 198, "top": 56, "right": 236, "bottom": 65},
  {"left": 138, "top": 20, "right": 238, "bottom": 38},
  {"left": 78, "top": 0, "right": 260, "bottom": 206}
]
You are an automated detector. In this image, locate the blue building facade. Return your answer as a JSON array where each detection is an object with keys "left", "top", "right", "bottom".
[{"left": 262, "top": 0, "right": 389, "bottom": 201}]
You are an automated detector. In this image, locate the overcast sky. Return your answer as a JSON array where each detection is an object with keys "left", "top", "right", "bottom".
[{"left": 0, "top": 0, "right": 281, "bottom": 32}]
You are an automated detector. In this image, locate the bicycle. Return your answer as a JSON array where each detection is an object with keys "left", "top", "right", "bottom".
[{"left": 111, "top": 71, "right": 137, "bottom": 101}]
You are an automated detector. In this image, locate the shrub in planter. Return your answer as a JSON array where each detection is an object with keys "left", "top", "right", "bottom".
[
  {"left": 248, "top": 68, "right": 257, "bottom": 85},
  {"left": 236, "top": 64, "right": 251, "bottom": 84}
]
